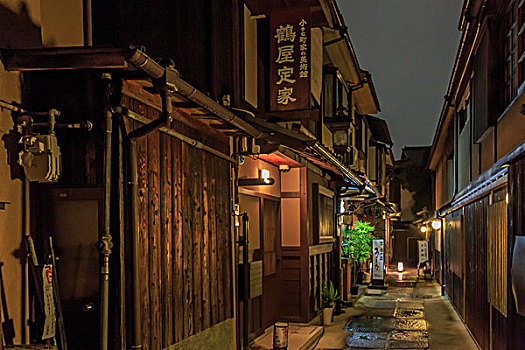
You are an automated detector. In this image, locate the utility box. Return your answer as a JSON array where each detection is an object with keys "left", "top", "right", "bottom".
[{"left": 19, "top": 134, "right": 62, "bottom": 182}]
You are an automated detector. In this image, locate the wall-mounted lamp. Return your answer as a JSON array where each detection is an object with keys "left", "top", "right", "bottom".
[
  {"left": 261, "top": 169, "right": 271, "bottom": 184},
  {"left": 238, "top": 169, "right": 275, "bottom": 186},
  {"left": 431, "top": 220, "right": 441, "bottom": 230},
  {"left": 420, "top": 226, "right": 428, "bottom": 233}
]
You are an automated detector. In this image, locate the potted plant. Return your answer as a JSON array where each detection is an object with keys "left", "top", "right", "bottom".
[
  {"left": 322, "top": 280, "right": 339, "bottom": 325},
  {"left": 341, "top": 220, "right": 375, "bottom": 294}
]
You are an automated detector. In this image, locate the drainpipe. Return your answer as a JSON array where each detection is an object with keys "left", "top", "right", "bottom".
[
  {"left": 240, "top": 213, "right": 249, "bottom": 350},
  {"left": 99, "top": 107, "right": 113, "bottom": 350},
  {"left": 126, "top": 65, "right": 174, "bottom": 350},
  {"left": 98, "top": 73, "right": 115, "bottom": 350},
  {"left": 124, "top": 45, "right": 263, "bottom": 139},
  {"left": 312, "top": 142, "right": 380, "bottom": 197}
]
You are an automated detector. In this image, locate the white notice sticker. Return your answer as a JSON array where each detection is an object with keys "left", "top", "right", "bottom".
[{"left": 42, "top": 264, "right": 56, "bottom": 340}]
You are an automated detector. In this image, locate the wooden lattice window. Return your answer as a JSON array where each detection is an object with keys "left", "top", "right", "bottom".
[
  {"left": 487, "top": 191, "right": 508, "bottom": 317},
  {"left": 505, "top": 2, "right": 519, "bottom": 106},
  {"left": 518, "top": 0, "right": 525, "bottom": 86}
]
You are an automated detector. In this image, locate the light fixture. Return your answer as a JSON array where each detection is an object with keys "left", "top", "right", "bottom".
[
  {"left": 397, "top": 262, "right": 404, "bottom": 272},
  {"left": 506, "top": 193, "right": 509, "bottom": 204},
  {"left": 261, "top": 169, "right": 271, "bottom": 184},
  {"left": 431, "top": 219, "right": 441, "bottom": 230},
  {"left": 420, "top": 226, "right": 428, "bottom": 233}
]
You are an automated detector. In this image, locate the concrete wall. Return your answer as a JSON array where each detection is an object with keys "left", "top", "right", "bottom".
[
  {"left": 165, "top": 319, "right": 234, "bottom": 350},
  {"left": 0, "top": 0, "right": 44, "bottom": 343}
]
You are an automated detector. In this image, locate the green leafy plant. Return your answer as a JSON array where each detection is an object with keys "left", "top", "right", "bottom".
[
  {"left": 322, "top": 280, "right": 339, "bottom": 308},
  {"left": 341, "top": 220, "right": 375, "bottom": 285}
]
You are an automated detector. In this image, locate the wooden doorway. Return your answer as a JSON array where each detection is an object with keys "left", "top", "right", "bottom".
[
  {"left": 33, "top": 187, "right": 102, "bottom": 349},
  {"left": 261, "top": 198, "right": 281, "bottom": 329}
]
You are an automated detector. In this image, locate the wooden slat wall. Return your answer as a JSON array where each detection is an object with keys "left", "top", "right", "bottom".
[
  {"left": 440, "top": 158, "right": 525, "bottom": 350},
  {"left": 121, "top": 96, "right": 233, "bottom": 349},
  {"left": 487, "top": 197, "right": 508, "bottom": 317},
  {"left": 464, "top": 197, "right": 489, "bottom": 350},
  {"left": 508, "top": 158, "right": 525, "bottom": 350},
  {"left": 444, "top": 210, "right": 464, "bottom": 315}
]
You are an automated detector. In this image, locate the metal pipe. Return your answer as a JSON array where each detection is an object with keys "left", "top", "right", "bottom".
[
  {"left": 129, "top": 139, "right": 142, "bottom": 349},
  {"left": 23, "top": 177, "right": 30, "bottom": 344},
  {"left": 128, "top": 88, "right": 173, "bottom": 139},
  {"left": 311, "top": 142, "right": 376, "bottom": 195},
  {"left": 99, "top": 108, "right": 113, "bottom": 350},
  {"left": 124, "top": 109, "right": 234, "bottom": 163},
  {"left": 241, "top": 213, "right": 249, "bottom": 350}
]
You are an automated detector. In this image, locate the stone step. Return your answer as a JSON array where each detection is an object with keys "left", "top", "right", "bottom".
[{"left": 251, "top": 324, "right": 323, "bottom": 350}]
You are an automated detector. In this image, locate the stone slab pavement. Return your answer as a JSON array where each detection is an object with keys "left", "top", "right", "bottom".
[{"left": 314, "top": 268, "right": 479, "bottom": 350}]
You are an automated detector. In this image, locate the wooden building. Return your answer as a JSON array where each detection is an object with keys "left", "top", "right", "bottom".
[
  {"left": 429, "top": 1, "right": 525, "bottom": 348},
  {"left": 0, "top": 0, "right": 394, "bottom": 349},
  {"left": 235, "top": 0, "right": 397, "bottom": 340}
]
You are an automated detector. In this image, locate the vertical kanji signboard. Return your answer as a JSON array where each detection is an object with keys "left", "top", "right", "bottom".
[
  {"left": 372, "top": 239, "right": 385, "bottom": 281},
  {"left": 270, "top": 8, "right": 311, "bottom": 111}
]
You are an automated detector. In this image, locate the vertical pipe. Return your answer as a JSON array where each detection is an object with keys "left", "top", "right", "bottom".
[
  {"left": 83, "top": 0, "right": 93, "bottom": 46},
  {"left": 130, "top": 140, "right": 142, "bottom": 349},
  {"left": 242, "top": 213, "right": 249, "bottom": 350},
  {"left": 440, "top": 222, "right": 445, "bottom": 296},
  {"left": 100, "top": 109, "right": 113, "bottom": 350},
  {"left": 23, "top": 177, "right": 30, "bottom": 344}
]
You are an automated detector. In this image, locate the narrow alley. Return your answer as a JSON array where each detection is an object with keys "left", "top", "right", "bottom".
[
  {"left": 316, "top": 269, "right": 478, "bottom": 350},
  {"left": 0, "top": 1, "right": 524, "bottom": 350}
]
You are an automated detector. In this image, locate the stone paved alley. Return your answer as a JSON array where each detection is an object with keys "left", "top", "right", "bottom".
[{"left": 315, "top": 269, "right": 479, "bottom": 350}]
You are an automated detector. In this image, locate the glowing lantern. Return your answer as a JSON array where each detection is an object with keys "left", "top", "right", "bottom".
[
  {"left": 431, "top": 219, "right": 441, "bottom": 230},
  {"left": 420, "top": 226, "right": 428, "bottom": 233},
  {"left": 397, "top": 262, "right": 404, "bottom": 272}
]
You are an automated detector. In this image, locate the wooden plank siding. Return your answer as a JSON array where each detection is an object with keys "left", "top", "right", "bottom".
[
  {"left": 464, "top": 197, "right": 490, "bottom": 350},
  {"left": 121, "top": 94, "right": 234, "bottom": 349},
  {"left": 508, "top": 157, "right": 525, "bottom": 350},
  {"left": 442, "top": 156, "right": 525, "bottom": 350}
]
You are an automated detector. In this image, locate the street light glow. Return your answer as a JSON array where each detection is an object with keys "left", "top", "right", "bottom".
[
  {"left": 432, "top": 220, "right": 441, "bottom": 230},
  {"left": 420, "top": 226, "right": 428, "bottom": 233}
]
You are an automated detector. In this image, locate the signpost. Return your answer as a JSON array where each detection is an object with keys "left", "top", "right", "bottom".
[
  {"left": 371, "top": 239, "right": 385, "bottom": 288},
  {"left": 417, "top": 240, "right": 429, "bottom": 265},
  {"left": 417, "top": 240, "right": 429, "bottom": 278}
]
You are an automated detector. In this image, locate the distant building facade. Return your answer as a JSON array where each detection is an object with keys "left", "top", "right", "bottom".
[{"left": 390, "top": 146, "right": 433, "bottom": 267}]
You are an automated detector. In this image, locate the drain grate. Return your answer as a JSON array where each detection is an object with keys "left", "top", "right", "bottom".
[
  {"left": 386, "top": 330, "right": 429, "bottom": 349},
  {"left": 345, "top": 317, "right": 392, "bottom": 333},
  {"left": 394, "top": 308, "right": 425, "bottom": 319},
  {"left": 390, "top": 318, "right": 427, "bottom": 331},
  {"left": 346, "top": 331, "right": 388, "bottom": 349}
]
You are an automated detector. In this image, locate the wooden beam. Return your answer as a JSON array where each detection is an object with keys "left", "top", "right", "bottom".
[{"left": 0, "top": 47, "right": 129, "bottom": 71}]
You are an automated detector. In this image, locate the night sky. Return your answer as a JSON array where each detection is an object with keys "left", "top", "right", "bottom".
[{"left": 339, "top": 1, "right": 463, "bottom": 158}]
